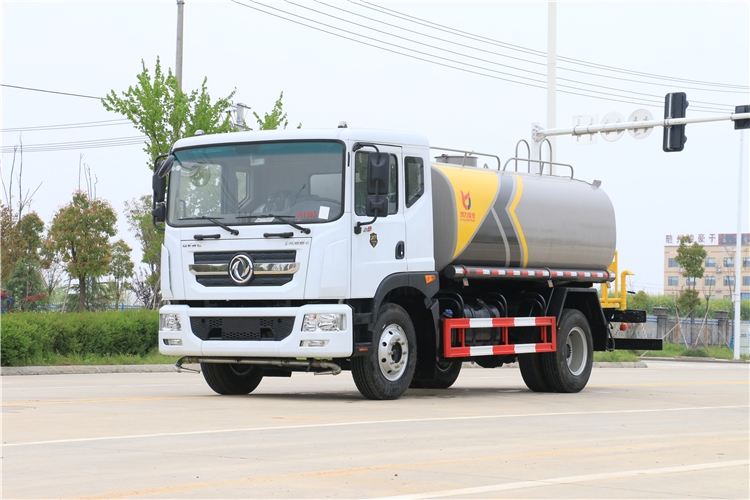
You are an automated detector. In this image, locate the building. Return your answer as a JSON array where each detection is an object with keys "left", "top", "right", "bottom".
[{"left": 664, "top": 233, "right": 750, "bottom": 299}]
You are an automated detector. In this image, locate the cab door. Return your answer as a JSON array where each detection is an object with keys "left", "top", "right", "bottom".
[{"left": 350, "top": 146, "right": 407, "bottom": 298}]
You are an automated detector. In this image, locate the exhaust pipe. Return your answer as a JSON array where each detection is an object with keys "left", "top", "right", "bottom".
[{"left": 174, "top": 357, "right": 342, "bottom": 375}]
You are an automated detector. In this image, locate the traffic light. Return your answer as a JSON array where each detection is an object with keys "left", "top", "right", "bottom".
[
  {"left": 663, "top": 92, "right": 688, "bottom": 152},
  {"left": 735, "top": 105, "right": 750, "bottom": 130}
]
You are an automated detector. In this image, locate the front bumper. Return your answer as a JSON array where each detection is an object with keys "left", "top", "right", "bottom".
[{"left": 158, "top": 304, "right": 354, "bottom": 358}]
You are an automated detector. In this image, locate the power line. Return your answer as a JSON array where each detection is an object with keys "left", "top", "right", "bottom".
[
  {"left": 295, "top": 1, "right": 736, "bottom": 110},
  {"left": 2, "top": 119, "right": 131, "bottom": 133},
  {"left": 1, "top": 83, "right": 102, "bottom": 100},
  {"left": 355, "top": 0, "right": 749, "bottom": 92},
  {"left": 1, "top": 135, "right": 147, "bottom": 154},
  {"left": 233, "top": 1, "right": 731, "bottom": 113}
]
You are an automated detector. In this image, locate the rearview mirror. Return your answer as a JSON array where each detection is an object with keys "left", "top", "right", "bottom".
[
  {"left": 367, "top": 152, "right": 390, "bottom": 195},
  {"left": 152, "top": 173, "right": 167, "bottom": 204},
  {"left": 152, "top": 203, "right": 166, "bottom": 223},
  {"left": 156, "top": 155, "right": 174, "bottom": 178},
  {"left": 365, "top": 194, "right": 388, "bottom": 217}
]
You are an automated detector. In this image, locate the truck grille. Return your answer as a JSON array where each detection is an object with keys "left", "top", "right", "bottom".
[
  {"left": 190, "top": 317, "right": 296, "bottom": 341},
  {"left": 193, "top": 251, "right": 296, "bottom": 287}
]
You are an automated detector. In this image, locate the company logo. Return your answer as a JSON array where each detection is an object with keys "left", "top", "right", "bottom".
[
  {"left": 461, "top": 190, "right": 472, "bottom": 210},
  {"left": 459, "top": 189, "right": 476, "bottom": 223},
  {"left": 228, "top": 253, "right": 254, "bottom": 285},
  {"left": 369, "top": 233, "right": 378, "bottom": 248}
]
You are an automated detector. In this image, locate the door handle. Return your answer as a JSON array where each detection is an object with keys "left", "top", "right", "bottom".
[{"left": 395, "top": 241, "right": 405, "bottom": 259}]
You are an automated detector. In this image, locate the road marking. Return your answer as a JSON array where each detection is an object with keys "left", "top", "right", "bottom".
[
  {"left": 81, "top": 439, "right": 749, "bottom": 499},
  {"left": 1, "top": 395, "right": 211, "bottom": 406},
  {"left": 373, "top": 460, "right": 750, "bottom": 499},
  {"left": 2, "top": 384, "right": 201, "bottom": 391},
  {"left": 591, "top": 381, "right": 749, "bottom": 388},
  {"left": 4, "top": 404, "right": 747, "bottom": 447}
]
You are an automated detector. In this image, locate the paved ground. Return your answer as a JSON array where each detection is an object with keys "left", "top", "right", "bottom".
[{"left": 2, "top": 360, "right": 748, "bottom": 499}]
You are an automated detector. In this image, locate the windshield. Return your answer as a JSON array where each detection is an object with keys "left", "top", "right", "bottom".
[{"left": 167, "top": 141, "right": 345, "bottom": 227}]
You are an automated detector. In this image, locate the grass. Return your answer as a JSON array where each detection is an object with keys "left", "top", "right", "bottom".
[
  {"left": 635, "top": 343, "right": 748, "bottom": 360},
  {"left": 21, "top": 349, "right": 180, "bottom": 367},
  {"left": 593, "top": 350, "right": 640, "bottom": 362}
]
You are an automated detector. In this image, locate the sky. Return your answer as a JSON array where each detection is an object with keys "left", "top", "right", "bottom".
[{"left": 2, "top": 0, "right": 749, "bottom": 295}]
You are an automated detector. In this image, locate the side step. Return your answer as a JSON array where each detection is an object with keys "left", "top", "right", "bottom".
[{"left": 442, "top": 316, "right": 557, "bottom": 358}]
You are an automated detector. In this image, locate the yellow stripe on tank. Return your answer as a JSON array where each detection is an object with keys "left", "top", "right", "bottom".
[
  {"left": 434, "top": 166, "right": 499, "bottom": 259},
  {"left": 509, "top": 175, "right": 528, "bottom": 267}
]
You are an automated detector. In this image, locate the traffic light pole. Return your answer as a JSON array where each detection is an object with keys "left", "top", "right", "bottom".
[{"left": 533, "top": 111, "right": 750, "bottom": 141}]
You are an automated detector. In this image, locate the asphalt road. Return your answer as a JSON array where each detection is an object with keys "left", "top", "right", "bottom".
[{"left": 2, "top": 361, "right": 748, "bottom": 499}]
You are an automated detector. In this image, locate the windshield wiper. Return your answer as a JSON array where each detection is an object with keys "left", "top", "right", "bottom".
[
  {"left": 236, "top": 214, "right": 311, "bottom": 234},
  {"left": 178, "top": 216, "right": 239, "bottom": 236}
]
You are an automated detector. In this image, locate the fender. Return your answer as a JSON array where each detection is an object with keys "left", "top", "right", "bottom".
[
  {"left": 547, "top": 287, "right": 609, "bottom": 351},
  {"left": 351, "top": 272, "right": 440, "bottom": 326},
  {"left": 349, "top": 272, "right": 438, "bottom": 350}
]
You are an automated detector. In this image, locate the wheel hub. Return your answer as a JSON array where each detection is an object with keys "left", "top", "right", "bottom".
[
  {"left": 565, "top": 326, "right": 588, "bottom": 376},
  {"left": 378, "top": 323, "right": 409, "bottom": 381}
]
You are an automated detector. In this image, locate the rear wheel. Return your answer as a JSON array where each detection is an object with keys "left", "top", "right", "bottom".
[
  {"left": 542, "top": 309, "right": 593, "bottom": 393},
  {"left": 518, "top": 328, "right": 553, "bottom": 392},
  {"left": 201, "top": 363, "right": 264, "bottom": 395},
  {"left": 352, "top": 304, "right": 417, "bottom": 400},
  {"left": 412, "top": 360, "right": 462, "bottom": 389}
]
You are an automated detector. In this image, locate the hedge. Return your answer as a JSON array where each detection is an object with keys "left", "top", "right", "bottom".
[{"left": 1, "top": 310, "right": 159, "bottom": 367}]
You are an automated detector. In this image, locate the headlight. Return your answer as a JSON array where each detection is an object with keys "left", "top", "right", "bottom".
[
  {"left": 160, "top": 313, "right": 182, "bottom": 331},
  {"left": 302, "top": 313, "right": 346, "bottom": 332}
]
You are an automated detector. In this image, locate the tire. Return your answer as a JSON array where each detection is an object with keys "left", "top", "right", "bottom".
[
  {"left": 519, "top": 352, "right": 553, "bottom": 392},
  {"left": 351, "top": 304, "right": 417, "bottom": 400},
  {"left": 518, "top": 327, "right": 554, "bottom": 392},
  {"left": 417, "top": 360, "right": 462, "bottom": 389},
  {"left": 201, "top": 362, "right": 264, "bottom": 395},
  {"left": 541, "top": 309, "right": 594, "bottom": 393}
]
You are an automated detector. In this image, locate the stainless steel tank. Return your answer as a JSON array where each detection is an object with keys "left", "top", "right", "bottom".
[{"left": 431, "top": 164, "right": 616, "bottom": 272}]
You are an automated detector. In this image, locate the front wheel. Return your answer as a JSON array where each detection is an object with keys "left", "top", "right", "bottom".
[
  {"left": 541, "top": 309, "right": 593, "bottom": 393},
  {"left": 351, "top": 304, "right": 417, "bottom": 400},
  {"left": 201, "top": 363, "right": 264, "bottom": 395}
]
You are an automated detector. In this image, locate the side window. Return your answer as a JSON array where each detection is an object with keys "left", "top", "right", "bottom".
[
  {"left": 405, "top": 157, "right": 424, "bottom": 208},
  {"left": 355, "top": 152, "right": 398, "bottom": 215}
]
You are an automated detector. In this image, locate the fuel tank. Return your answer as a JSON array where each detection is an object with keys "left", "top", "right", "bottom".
[{"left": 431, "top": 164, "right": 616, "bottom": 272}]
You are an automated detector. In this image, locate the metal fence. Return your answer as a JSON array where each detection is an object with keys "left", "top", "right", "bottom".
[
  {"left": 614, "top": 315, "right": 745, "bottom": 349},
  {"left": 46, "top": 303, "right": 144, "bottom": 312}
]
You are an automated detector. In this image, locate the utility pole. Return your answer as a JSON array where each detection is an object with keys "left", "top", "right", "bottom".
[
  {"left": 547, "top": 2, "right": 557, "bottom": 171},
  {"left": 176, "top": 0, "right": 185, "bottom": 91},
  {"left": 734, "top": 130, "right": 744, "bottom": 360}
]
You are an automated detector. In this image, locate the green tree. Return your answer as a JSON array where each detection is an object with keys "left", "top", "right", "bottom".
[
  {"left": 675, "top": 235, "right": 707, "bottom": 290},
  {"left": 674, "top": 235, "right": 707, "bottom": 318},
  {"left": 1, "top": 205, "right": 44, "bottom": 283},
  {"left": 109, "top": 239, "right": 135, "bottom": 307},
  {"left": 102, "top": 57, "right": 235, "bottom": 170},
  {"left": 253, "top": 91, "right": 301, "bottom": 130},
  {"left": 47, "top": 191, "right": 117, "bottom": 312},
  {"left": 4, "top": 258, "right": 47, "bottom": 311},
  {"left": 124, "top": 196, "right": 162, "bottom": 309}
]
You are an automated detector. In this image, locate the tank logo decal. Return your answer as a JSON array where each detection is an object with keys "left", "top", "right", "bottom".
[
  {"left": 435, "top": 166, "right": 499, "bottom": 259},
  {"left": 509, "top": 175, "right": 528, "bottom": 267},
  {"left": 461, "top": 190, "right": 472, "bottom": 210}
]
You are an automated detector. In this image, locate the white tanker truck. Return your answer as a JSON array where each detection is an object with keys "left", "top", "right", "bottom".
[{"left": 153, "top": 127, "right": 660, "bottom": 400}]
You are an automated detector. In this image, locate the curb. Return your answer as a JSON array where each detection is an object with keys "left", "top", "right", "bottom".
[
  {"left": 639, "top": 356, "right": 749, "bottom": 364},
  {"left": 1, "top": 364, "right": 200, "bottom": 376}
]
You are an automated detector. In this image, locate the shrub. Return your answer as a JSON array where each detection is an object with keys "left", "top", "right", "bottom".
[{"left": 1, "top": 310, "right": 158, "bottom": 366}]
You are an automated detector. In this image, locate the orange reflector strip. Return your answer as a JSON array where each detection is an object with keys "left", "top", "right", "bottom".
[{"left": 425, "top": 274, "right": 436, "bottom": 284}]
